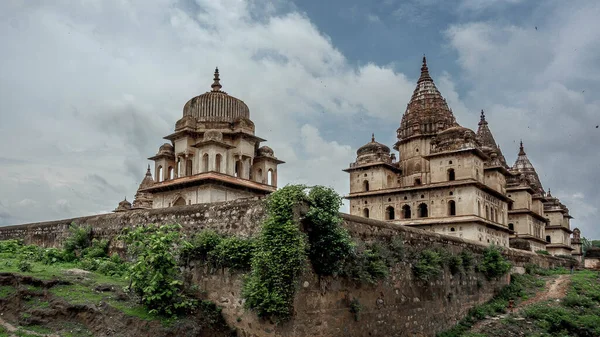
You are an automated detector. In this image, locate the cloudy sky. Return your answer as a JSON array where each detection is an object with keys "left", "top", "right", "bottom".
[{"left": 0, "top": 0, "right": 599, "bottom": 238}]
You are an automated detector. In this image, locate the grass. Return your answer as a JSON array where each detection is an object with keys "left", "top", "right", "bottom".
[
  {"left": 0, "top": 285, "right": 15, "bottom": 298},
  {"left": 0, "top": 326, "right": 8, "bottom": 337},
  {"left": 437, "top": 273, "right": 550, "bottom": 337}
]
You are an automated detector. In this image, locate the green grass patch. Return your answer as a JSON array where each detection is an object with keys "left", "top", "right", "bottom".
[{"left": 0, "top": 285, "right": 15, "bottom": 298}]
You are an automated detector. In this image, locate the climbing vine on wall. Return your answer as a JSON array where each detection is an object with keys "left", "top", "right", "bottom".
[{"left": 242, "top": 184, "right": 355, "bottom": 321}]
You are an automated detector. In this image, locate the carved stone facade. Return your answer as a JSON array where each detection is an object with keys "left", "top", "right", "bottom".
[
  {"left": 116, "top": 68, "right": 284, "bottom": 210},
  {"left": 345, "top": 57, "right": 581, "bottom": 253}
]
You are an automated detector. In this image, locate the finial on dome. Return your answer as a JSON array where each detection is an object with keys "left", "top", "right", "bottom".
[
  {"left": 479, "top": 109, "right": 488, "bottom": 126},
  {"left": 211, "top": 67, "right": 222, "bottom": 92},
  {"left": 519, "top": 140, "right": 526, "bottom": 155},
  {"left": 371, "top": 133, "right": 375, "bottom": 142},
  {"left": 417, "top": 55, "right": 432, "bottom": 83},
  {"left": 547, "top": 188, "right": 552, "bottom": 197},
  {"left": 146, "top": 164, "right": 151, "bottom": 174}
]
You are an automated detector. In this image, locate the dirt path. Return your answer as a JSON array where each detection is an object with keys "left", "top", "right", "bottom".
[{"left": 470, "top": 274, "right": 571, "bottom": 332}]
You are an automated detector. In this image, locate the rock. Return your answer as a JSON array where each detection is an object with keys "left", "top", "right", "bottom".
[{"left": 63, "top": 269, "right": 91, "bottom": 276}]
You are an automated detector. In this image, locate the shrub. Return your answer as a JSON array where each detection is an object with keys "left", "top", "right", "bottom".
[
  {"left": 82, "top": 239, "right": 109, "bottom": 259},
  {"left": 40, "top": 248, "right": 73, "bottom": 264},
  {"left": 242, "top": 185, "right": 309, "bottom": 321},
  {"left": 211, "top": 236, "right": 256, "bottom": 270},
  {"left": 535, "top": 250, "right": 550, "bottom": 255},
  {"left": 460, "top": 250, "right": 474, "bottom": 271},
  {"left": 0, "top": 239, "right": 23, "bottom": 253},
  {"left": 180, "top": 230, "right": 222, "bottom": 264},
  {"left": 477, "top": 246, "right": 511, "bottom": 280},
  {"left": 305, "top": 186, "right": 354, "bottom": 276},
  {"left": 349, "top": 298, "right": 362, "bottom": 322},
  {"left": 18, "top": 259, "right": 32, "bottom": 272},
  {"left": 448, "top": 255, "right": 464, "bottom": 275},
  {"left": 121, "top": 224, "right": 196, "bottom": 316},
  {"left": 413, "top": 250, "right": 443, "bottom": 281},
  {"left": 63, "top": 224, "right": 92, "bottom": 257}
]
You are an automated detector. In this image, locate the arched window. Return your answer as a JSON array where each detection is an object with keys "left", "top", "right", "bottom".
[
  {"left": 450, "top": 227, "right": 456, "bottom": 232},
  {"left": 202, "top": 154, "right": 209, "bottom": 172},
  {"left": 215, "top": 154, "right": 222, "bottom": 173},
  {"left": 235, "top": 160, "right": 242, "bottom": 177},
  {"left": 363, "top": 180, "right": 369, "bottom": 192},
  {"left": 448, "top": 200, "right": 456, "bottom": 216},
  {"left": 418, "top": 203, "right": 428, "bottom": 218},
  {"left": 447, "top": 168, "right": 455, "bottom": 181},
  {"left": 363, "top": 208, "right": 369, "bottom": 218},
  {"left": 508, "top": 203, "right": 513, "bottom": 210},
  {"left": 477, "top": 201, "right": 481, "bottom": 216},
  {"left": 387, "top": 175, "right": 393, "bottom": 187},
  {"left": 177, "top": 159, "right": 182, "bottom": 178},
  {"left": 485, "top": 206, "right": 489, "bottom": 219},
  {"left": 476, "top": 169, "right": 480, "bottom": 180},
  {"left": 508, "top": 223, "right": 514, "bottom": 231},
  {"left": 258, "top": 169, "right": 263, "bottom": 183},
  {"left": 414, "top": 178, "right": 422, "bottom": 185},
  {"left": 267, "top": 169, "right": 273, "bottom": 185},
  {"left": 402, "top": 205, "right": 411, "bottom": 219},
  {"left": 546, "top": 235, "right": 551, "bottom": 243},
  {"left": 173, "top": 197, "right": 186, "bottom": 206},
  {"left": 385, "top": 206, "right": 395, "bottom": 220},
  {"left": 168, "top": 166, "right": 174, "bottom": 180},
  {"left": 157, "top": 166, "right": 163, "bottom": 182},
  {"left": 186, "top": 159, "right": 193, "bottom": 176}
]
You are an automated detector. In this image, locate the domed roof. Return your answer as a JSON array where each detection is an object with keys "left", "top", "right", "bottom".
[
  {"left": 431, "top": 126, "right": 480, "bottom": 153},
  {"left": 257, "top": 146, "right": 274, "bottom": 157},
  {"left": 357, "top": 134, "right": 390, "bottom": 156},
  {"left": 396, "top": 56, "right": 458, "bottom": 145},
  {"left": 182, "top": 68, "right": 250, "bottom": 123},
  {"left": 159, "top": 143, "right": 174, "bottom": 152}
]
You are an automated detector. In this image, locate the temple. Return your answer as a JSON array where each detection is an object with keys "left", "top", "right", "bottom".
[
  {"left": 345, "top": 57, "right": 581, "bottom": 256},
  {"left": 115, "top": 68, "right": 284, "bottom": 210}
]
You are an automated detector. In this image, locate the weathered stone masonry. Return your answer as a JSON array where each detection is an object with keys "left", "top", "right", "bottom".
[{"left": 0, "top": 199, "right": 572, "bottom": 337}]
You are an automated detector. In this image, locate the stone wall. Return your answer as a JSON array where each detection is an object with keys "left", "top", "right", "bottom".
[
  {"left": 0, "top": 199, "right": 574, "bottom": 337},
  {"left": 0, "top": 198, "right": 266, "bottom": 249}
]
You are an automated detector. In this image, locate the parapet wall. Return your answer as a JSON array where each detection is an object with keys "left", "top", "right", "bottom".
[
  {"left": 0, "top": 199, "right": 573, "bottom": 337},
  {"left": 0, "top": 198, "right": 265, "bottom": 249}
]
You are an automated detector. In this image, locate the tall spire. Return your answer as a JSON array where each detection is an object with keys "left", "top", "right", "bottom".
[
  {"left": 476, "top": 109, "right": 507, "bottom": 167},
  {"left": 512, "top": 140, "right": 544, "bottom": 195},
  {"left": 211, "top": 67, "right": 222, "bottom": 92},
  {"left": 418, "top": 55, "right": 433, "bottom": 83}
]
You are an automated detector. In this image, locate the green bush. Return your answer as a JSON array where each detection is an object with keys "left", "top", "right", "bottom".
[
  {"left": 448, "top": 255, "right": 464, "bottom": 275},
  {"left": 81, "top": 239, "right": 109, "bottom": 259},
  {"left": 180, "top": 230, "right": 222, "bottom": 264},
  {"left": 63, "top": 224, "right": 92, "bottom": 257},
  {"left": 349, "top": 298, "right": 362, "bottom": 322},
  {"left": 413, "top": 250, "right": 443, "bottom": 281},
  {"left": 460, "top": 250, "right": 474, "bottom": 271},
  {"left": 477, "top": 246, "right": 511, "bottom": 280},
  {"left": 0, "top": 239, "right": 23, "bottom": 253},
  {"left": 242, "top": 185, "right": 309, "bottom": 321},
  {"left": 211, "top": 236, "right": 256, "bottom": 270},
  {"left": 17, "top": 259, "right": 32, "bottom": 272},
  {"left": 121, "top": 224, "right": 196, "bottom": 316},
  {"left": 305, "top": 186, "right": 354, "bottom": 276},
  {"left": 535, "top": 250, "right": 550, "bottom": 255}
]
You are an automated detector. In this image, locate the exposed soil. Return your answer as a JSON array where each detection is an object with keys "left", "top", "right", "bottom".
[
  {"left": 470, "top": 274, "right": 571, "bottom": 334},
  {"left": 0, "top": 272, "right": 235, "bottom": 337}
]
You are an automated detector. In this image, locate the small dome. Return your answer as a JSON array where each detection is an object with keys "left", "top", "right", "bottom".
[
  {"left": 183, "top": 68, "right": 250, "bottom": 123},
  {"left": 257, "top": 146, "right": 274, "bottom": 157},
  {"left": 357, "top": 134, "right": 390, "bottom": 156},
  {"left": 119, "top": 199, "right": 132, "bottom": 207}
]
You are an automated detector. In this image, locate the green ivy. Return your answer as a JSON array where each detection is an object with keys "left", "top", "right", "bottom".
[
  {"left": 305, "top": 186, "right": 354, "bottom": 276},
  {"left": 242, "top": 185, "right": 309, "bottom": 321},
  {"left": 413, "top": 249, "right": 444, "bottom": 282}
]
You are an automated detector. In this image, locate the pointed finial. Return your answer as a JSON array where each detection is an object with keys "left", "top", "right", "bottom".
[
  {"left": 211, "top": 67, "right": 222, "bottom": 92},
  {"left": 418, "top": 54, "right": 432, "bottom": 83},
  {"left": 146, "top": 164, "right": 152, "bottom": 175},
  {"left": 519, "top": 140, "right": 526, "bottom": 155},
  {"left": 547, "top": 188, "right": 552, "bottom": 197},
  {"left": 478, "top": 109, "right": 488, "bottom": 126},
  {"left": 371, "top": 133, "right": 375, "bottom": 142}
]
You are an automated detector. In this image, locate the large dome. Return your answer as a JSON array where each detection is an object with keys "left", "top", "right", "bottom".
[{"left": 183, "top": 68, "right": 250, "bottom": 123}]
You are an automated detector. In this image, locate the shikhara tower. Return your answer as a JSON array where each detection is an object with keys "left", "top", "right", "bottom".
[{"left": 344, "top": 57, "right": 579, "bottom": 253}]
